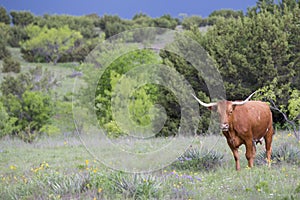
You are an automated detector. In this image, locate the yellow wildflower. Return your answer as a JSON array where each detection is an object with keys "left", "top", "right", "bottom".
[
  {"left": 98, "top": 187, "right": 102, "bottom": 193},
  {"left": 85, "top": 160, "right": 89, "bottom": 166},
  {"left": 23, "top": 178, "right": 28, "bottom": 184},
  {"left": 10, "top": 165, "right": 17, "bottom": 170}
]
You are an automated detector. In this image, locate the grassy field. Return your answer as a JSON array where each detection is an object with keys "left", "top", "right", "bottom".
[
  {"left": 1, "top": 132, "right": 300, "bottom": 200},
  {"left": 1, "top": 47, "right": 300, "bottom": 199}
]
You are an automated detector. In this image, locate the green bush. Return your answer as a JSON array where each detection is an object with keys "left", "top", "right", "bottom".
[
  {"left": 0, "top": 40, "right": 11, "bottom": 59},
  {"left": 0, "top": 67, "right": 58, "bottom": 141},
  {"left": 59, "top": 38, "right": 97, "bottom": 62},
  {"left": 182, "top": 16, "right": 204, "bottom": 30},
  {"left": 171, "top": 148, "right": 224, "bottom": 171},
  {"left": 0, "top": 101, "right": 18, "bottom": 138},
  {"left": 21, "top": 25, "right": 83, "bottom": 64},
  {"left": 113, "top": 174, "right": 162, "bottom": 199},
  {"left": 103, "top": 121, "right": 125, "bottom": 138},
  {"left": 8, "top": 26, "right": 28, "bottom": 47},
  {"left": 89, "top": 172, "right": 162, "bottom": 199},
  {"left": 255, "top": 143, "right": 300, "bottom": 166},
  {"left": 39, "top": 124, "right": 61, "bottom": 136},
  {"left": 3, "top": 90, "right": 54, "bottom": 142},
  {"left": 0, "top": 7, "right": 10, "bottom": 24},
  {"left": 2, "top": 57, "right": 21, "bottom": 73},
  {"left": 154, "top": 14, "right": 178, "bottom": 29}
]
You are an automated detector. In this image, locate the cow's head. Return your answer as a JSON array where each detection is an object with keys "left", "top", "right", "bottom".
[{"left": 192, "top": 92, "right": 256, "bottom": 131}]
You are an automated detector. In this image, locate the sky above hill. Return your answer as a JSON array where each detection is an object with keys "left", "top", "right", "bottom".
[{"left": 1, "top": 0, "right": 258, "bottom": 19}]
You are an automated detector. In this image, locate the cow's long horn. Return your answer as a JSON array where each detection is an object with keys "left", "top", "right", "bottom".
[
  {"left": 232, "top": 91, "right": 257, "bottom": 105},
  {"left": 191, "top": 94, "right": 217, "bottom": 107}
]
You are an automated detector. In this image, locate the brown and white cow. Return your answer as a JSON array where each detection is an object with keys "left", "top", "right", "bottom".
[{"left": 192, "top": 92, "right": 274, "bottom": 170}]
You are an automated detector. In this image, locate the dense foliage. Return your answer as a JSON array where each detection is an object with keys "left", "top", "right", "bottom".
[
  {"left": 161, "top": 0, "right": 300, "bottom": 134},
  {"left": 200, "top": 0, "right": 300, "bottom": 124},
  {"left": 0, "top": 6, "right": 10, "bottom": 24},
  {"left": 0, "top": 67, "right": 59, "bottom": 141},
  {"left": 0, "top": 0, "right": 300, "bottom": 140},
  {"left": 181, "top": 9, "right": 243, "bottom": 30},
  {"left": 0, "top": 23, "right": 11, "bottom": 59},
  {"left": 21, "top": 25, "right": 83, "bottom": 64},
  {"left": 2, "top": 56, "right": 21, "bottom": 73},
  {"left": 93, "top": 49, "right": 162, "bottom": 137}
]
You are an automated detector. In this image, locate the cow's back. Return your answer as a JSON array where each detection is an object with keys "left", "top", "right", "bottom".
[{"left": 232, "top": 101, "right": 273, "bottom": 139}]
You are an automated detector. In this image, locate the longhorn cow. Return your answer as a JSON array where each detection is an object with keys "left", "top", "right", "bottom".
[{"left": 192, "top": 92, "right": 274, "bottom": 170}]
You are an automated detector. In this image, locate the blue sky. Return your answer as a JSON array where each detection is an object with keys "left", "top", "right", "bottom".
[{"left": 1, "top": 0, "right": 258, "bottom": 19}]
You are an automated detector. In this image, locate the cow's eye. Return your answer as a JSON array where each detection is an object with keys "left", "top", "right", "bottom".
[{"left": 229, "top": 110, "right": 233, "bottom": 115}]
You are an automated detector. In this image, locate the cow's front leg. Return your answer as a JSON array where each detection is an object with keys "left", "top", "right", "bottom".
[
  {"left": 232, "top": 148, "right": 240, "bottom": 171},
  {"left": 245, "top": 140, "right": 255, "bottom": 168},
  {"left": 227, "top": 141, "right": 240, "bottom": 170}
]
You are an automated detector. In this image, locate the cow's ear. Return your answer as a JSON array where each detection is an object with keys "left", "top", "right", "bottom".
[{"left": 232, "top": 105, "right": 237, "bottom": 111}]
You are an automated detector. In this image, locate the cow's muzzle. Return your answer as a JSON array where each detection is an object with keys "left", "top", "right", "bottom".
[{"left": 221, "top": 123, "right": 229, "bottom": 131}]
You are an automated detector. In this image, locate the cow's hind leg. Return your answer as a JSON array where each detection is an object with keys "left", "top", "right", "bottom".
[{"left": 264, "top": 127, "right": 274, "bottom": 167}]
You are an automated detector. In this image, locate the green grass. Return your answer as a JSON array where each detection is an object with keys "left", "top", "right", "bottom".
[{"left": 1, "top": 133, "right": 300, "bottom": 200}]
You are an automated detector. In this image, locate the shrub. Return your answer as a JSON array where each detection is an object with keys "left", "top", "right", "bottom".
[
  {"left": 0, "top": 89, "right": 54, "bottom": 142},
  {"left": 255, "top": 143, "right": 300, "bottom": 166},
  {"left": 0, "top": 66, "right": 59, "bottom": 141},
  {"left": 88, "top": 171, "right": 163, "bottom": 199},
  {"left": 0, "top": 101, "right": 18, "bottom": 138},
  {"left": 8, "top": 26, "right": 28, "bottom": 47},
  {"left": 182, "top": 16, "right": 201, "bottom": 29},
  {"left": 40, "top": 124, "right": 61, "bottom": 136},
  {"left": 171, "top": 148, "right": 224, "bottom": 171},
  {"left": 21, "top": 25, "right": 82, "bottom": 64},
  {"left": 103, "top": 121, "right": 125, "bottom": 138},
  {"left": 2, "top": 57, "right": 21, "bottom": 73},
  {"left": 106, "top": 173, "right": 162, "bottom": 199},
  {"left": 0, "top": 40, "right": 11, "bottom": 59}
]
